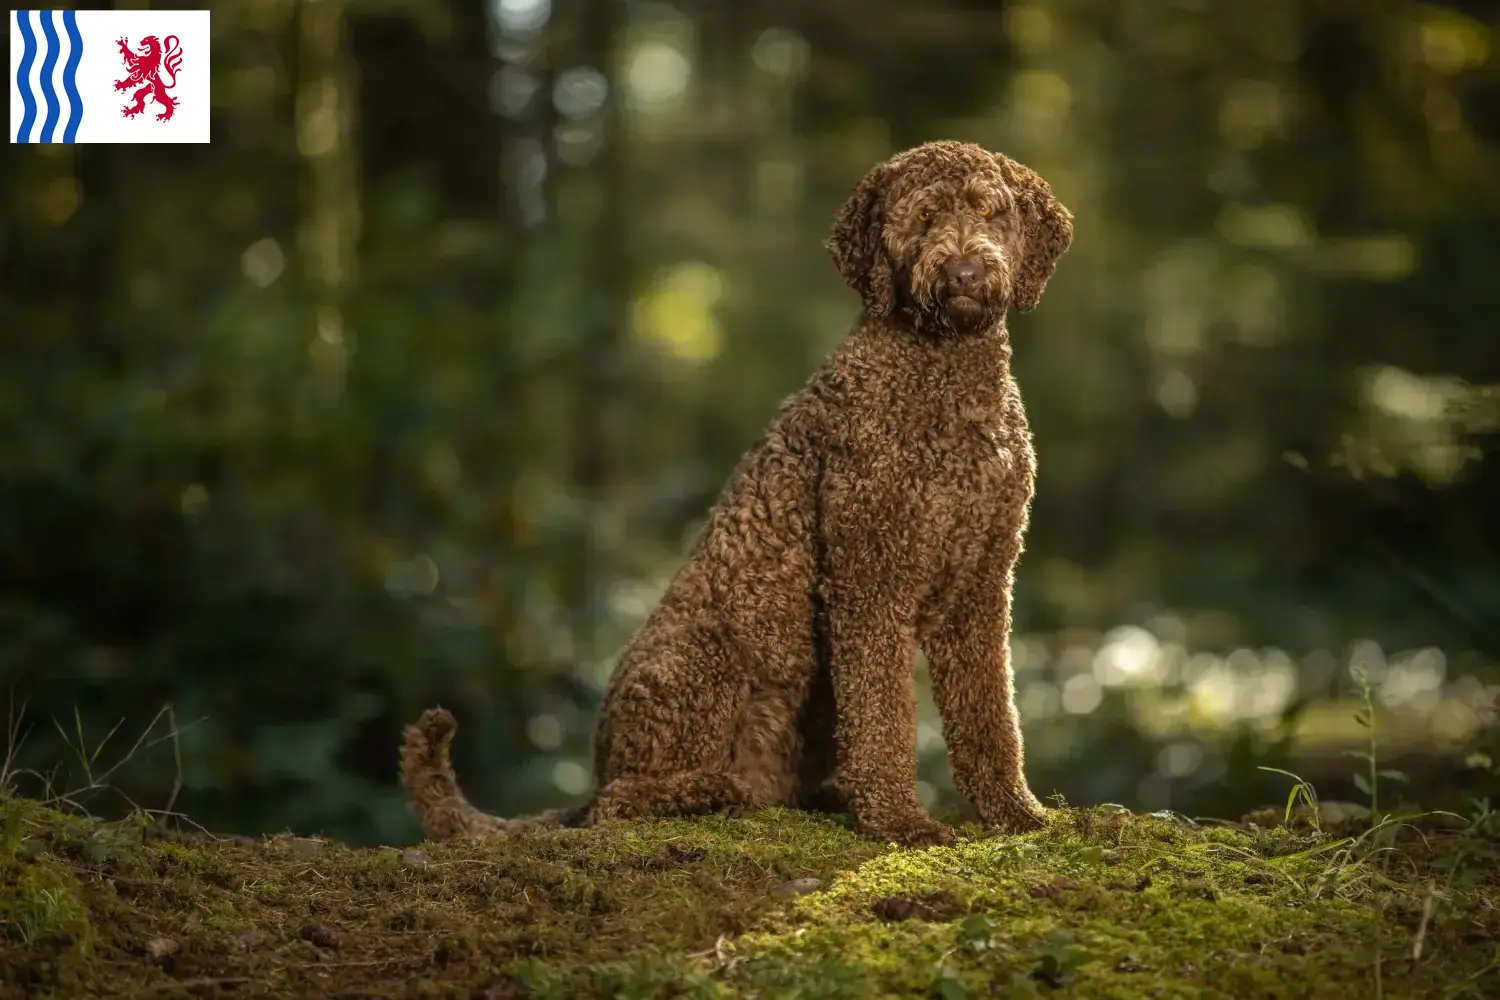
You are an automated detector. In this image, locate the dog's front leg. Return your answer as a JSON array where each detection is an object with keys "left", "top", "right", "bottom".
[
  {"left": 922, "top": 530, "right": 1047, "bottom": 833},
  {"left": 827, "top": 587, "right": 955, "bottom": 847},
  {"left": 822, "top": 472, "right": 955, "bottom": 848}
]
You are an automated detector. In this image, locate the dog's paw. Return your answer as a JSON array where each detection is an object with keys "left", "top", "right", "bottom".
[
  {"left": 861, "top": 813, "right": 957, "bottom": 849},
  {"left": 894, "top": 818, "right": 958, "bottom": 849},
  {"left": 981, "top": 791, "right": 1050, "bottom": 835}
]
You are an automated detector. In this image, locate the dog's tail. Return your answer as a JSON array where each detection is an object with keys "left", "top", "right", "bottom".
[{"left": 400, "top": 707, "right": 584, "bottom": 840}]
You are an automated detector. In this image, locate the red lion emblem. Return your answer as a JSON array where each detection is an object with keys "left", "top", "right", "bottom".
[{"left": 113, "top": 34, "right": 184, "bottom": 122}]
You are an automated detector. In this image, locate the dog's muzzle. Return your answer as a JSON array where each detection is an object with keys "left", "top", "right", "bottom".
[
  {"left": 939, "top": 255, "right": 996, "bottom": 327},
  {"left": 944, "top": 257, "right": 985, "bottom": 299}
]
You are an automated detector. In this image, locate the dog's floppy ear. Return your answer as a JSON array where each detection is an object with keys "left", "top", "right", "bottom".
[
  {"left": 996, "top": 155, "right": 1074, "bottom": 312},
  {"left": 826, "top": 159, "right": 899, "bottom": 319}
]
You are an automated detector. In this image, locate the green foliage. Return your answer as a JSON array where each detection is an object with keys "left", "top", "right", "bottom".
[
  {"left": 1257, "top": 765, "right": 1325, "bottom": 832},
  {"left": 0, "top": 799, "right": 93, "bottom": 959}
]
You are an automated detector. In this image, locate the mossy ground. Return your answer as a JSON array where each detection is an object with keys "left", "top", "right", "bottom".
[{"left": 2, "top": 796, "right": 1497, "bottom": 999}]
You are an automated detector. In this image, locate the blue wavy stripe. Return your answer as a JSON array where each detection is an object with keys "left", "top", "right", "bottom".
[
  {"left": 37, "top": 10, "right": 61, "bottom": 143},
  {"left": 60, "top": 10, "right": 82, "bottom": 143},
  {"left": 14, "top": 11, "right": 38, "bottom": 143}
]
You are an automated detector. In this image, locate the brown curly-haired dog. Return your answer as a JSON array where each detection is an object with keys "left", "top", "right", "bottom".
[{"left": 402, "top": 140, "right": 1073, "bottom": 848}]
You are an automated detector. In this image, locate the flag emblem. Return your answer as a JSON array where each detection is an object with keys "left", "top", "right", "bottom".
[
  {"left": 115, "top": 34, "right": 184, "bottom": 122},
  {"left": 10, "top": 9, "right": 210, "bottom": 143}
]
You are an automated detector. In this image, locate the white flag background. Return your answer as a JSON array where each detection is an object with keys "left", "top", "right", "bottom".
[{"left": 10, "top": 8, "right": 211, "bottom": 143}]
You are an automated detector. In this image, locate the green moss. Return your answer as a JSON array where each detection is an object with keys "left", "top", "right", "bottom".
[
  {"left": 0, "top": 797, "right": 1495, "bottom": 999},
  {"left": 3, "top": 859, "right": 92, "bottom": 948},
  {"left": 0, "top": 799, "right": 96, "bottom": 999}
]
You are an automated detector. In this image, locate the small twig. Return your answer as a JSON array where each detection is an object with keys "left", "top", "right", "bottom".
[
  {"left": 1412, "top": 878, "right": 1437, "bottom": 962},
  {"left": 86, "top": 704, "right": 172, "bottom": 791},
  {"left": 132, "top": 807, "right": 219, "bottom": 840},
  {"left": 80, "top": 783, "right": 216, "bottom": 840},
  {"left": 686, "top": 934, "right": 732, "bottom": 961},
  {"left": 164, "top": 703, "right": 183, "bottom": 817}
]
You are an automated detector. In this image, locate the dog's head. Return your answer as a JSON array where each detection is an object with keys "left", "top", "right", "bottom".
[{"left": 826, "top": 141, "right": 1073, "bottom": 335}]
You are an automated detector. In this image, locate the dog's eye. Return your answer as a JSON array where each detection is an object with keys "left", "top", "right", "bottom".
[
  {"left": 978, "top": 205, "right": 994, "bottom": 218},
  {"left": 919, "top": 210, "right": 932, "bottom": 223}
]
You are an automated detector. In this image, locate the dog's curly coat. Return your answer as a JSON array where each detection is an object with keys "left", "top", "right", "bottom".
[{"left": 402, "top": 140, "right": 1074, "bottom": 848}]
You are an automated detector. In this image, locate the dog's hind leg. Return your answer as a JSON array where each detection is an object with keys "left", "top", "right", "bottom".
[
  {"left": 590, "top": 619, "right": 766, "bottom": 820},
  {"left": 587, "top": 770, "right": 757, "bottom": 822}
]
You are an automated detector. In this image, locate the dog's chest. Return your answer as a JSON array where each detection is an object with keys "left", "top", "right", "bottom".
[
  {"left": 901, "top": 408, "right": 1028, "bottom": 552},
  {"left": 910, "top": 411, "right": 1031, "bottom": 593},
  {"left": 936, "top": 400, "right": 1030, "bottom": 492}
]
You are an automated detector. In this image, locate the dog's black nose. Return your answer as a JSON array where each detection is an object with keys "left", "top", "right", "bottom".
[{"left": 944, "top": 257, "right": 983, "bottom": 295}]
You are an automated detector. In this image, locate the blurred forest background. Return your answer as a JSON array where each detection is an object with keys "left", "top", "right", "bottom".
[{"left": 3, "top": 0, "right": 1499, "bottom": 846}]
